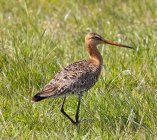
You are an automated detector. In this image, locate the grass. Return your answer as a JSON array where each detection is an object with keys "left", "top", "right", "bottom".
[{"left": 0, "top": 0, "right": 157, "bottom": 139}]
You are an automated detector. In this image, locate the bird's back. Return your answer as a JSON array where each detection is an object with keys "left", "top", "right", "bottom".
[{"left": 32, "top": 60, "right": 102, "bottom": 101}]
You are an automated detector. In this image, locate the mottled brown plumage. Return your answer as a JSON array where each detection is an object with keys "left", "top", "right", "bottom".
[
  {"left": 33, "top": 60, "right": 101, "bottom": 99},
  {"left": 32, "top": 32, "right": 132, "bottom": 125}
]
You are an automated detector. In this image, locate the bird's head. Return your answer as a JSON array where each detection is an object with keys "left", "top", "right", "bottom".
[{"left": 85, "top": 32, "right": 132, "bottom": 49}]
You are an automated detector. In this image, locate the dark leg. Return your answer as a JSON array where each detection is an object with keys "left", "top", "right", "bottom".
[
  {"left": 60, "top": 96, "right": 76, "bottom": 124},
  {"left": 60, "top": 96, "right": 82, "bottom": 126},
  {"left": 75, "top": 96, "right": 81, "bottom": 126}
]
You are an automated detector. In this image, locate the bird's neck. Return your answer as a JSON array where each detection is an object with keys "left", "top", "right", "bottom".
[{"left": 86, "top": 44, "right": 103, "bottom": 67}]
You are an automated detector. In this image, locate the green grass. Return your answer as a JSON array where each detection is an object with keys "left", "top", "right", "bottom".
[{"left": 0, "top": 0, "right": 157, "bottom": 139}]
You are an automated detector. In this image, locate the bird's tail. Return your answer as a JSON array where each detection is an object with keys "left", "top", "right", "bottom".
[
  {"left": 32, "top": 92, "right": 48, "bottom": 102},
  {"left": 32, "top": 85, "right": 59, "bottom": 102}
]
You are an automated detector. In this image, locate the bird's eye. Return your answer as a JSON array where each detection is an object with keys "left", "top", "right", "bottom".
[
  {"left": 89, "top": 35, "right": 102, "bottom": 40},
  {"left": 94, "top": 35, "right": 102, "bottom": 40}
]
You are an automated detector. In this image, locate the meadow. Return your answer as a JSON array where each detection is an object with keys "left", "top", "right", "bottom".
[{"left": 0, "top": 0, "right": 157, "bottom": 139}]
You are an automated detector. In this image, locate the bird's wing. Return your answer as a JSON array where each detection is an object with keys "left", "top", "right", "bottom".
[{"left": 36, "top": 60, "right": 100, "bottom": 98}]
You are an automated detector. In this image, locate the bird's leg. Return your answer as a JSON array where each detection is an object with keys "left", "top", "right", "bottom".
[
  {"left": 60, "top": 96, "right": 76, "bottom": 124},
  {"left": 60, "top": 96, "right": 82, "bottom": 126},
  {"left": 75, "top": 95, "right": 82, "bottom": 126}
]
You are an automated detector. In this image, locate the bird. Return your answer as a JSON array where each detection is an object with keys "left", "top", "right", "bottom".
[{"left": 32, "top": 32, "right": 132, "bottom": 126}]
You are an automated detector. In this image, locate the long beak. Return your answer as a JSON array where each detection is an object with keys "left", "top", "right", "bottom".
[{"left": 103, "top": 39, "right": 132, "bottom": 49}]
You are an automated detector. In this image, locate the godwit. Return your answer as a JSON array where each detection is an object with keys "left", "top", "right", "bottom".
[{"left": 32, "top": 32, "right": 132, "bottom": 126}]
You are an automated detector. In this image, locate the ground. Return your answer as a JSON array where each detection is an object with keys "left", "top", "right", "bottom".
[{"left": 0, "top": 0, "right": 157, "bottom": 139}]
